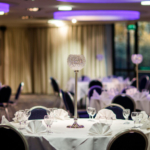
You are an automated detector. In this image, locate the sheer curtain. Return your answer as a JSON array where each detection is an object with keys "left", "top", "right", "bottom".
[{"left": 3, "top": 25, "right": 106, "bottom": 94}]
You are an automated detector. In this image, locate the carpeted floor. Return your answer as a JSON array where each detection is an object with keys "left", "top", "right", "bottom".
[{"left": 0, "top": 94, "right": 61, "bottom": 121}]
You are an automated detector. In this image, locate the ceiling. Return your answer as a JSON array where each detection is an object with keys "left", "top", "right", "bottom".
[{"left": 1, "top": 0, "right": 150, "bottom": 26}]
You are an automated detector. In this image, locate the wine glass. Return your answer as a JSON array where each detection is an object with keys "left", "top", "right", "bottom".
[
  {"left": 90, "top": 107, "right": 96, "bottom": 120},
  {"left": 123, "top": 109, "right": 130, "bottom": 124},
  {"left": 106, "top": 117, "right": 113, "bottom": 126},
  {"left": 87, "top": 107, "right": 92, "bottom": 120},
  {"left": 44, "top": 115, "right": 54, "bottom": 133},
  {"left": 24, "top": 109, "right": 31, "bottom": 119},
  {"left": 131, "top": 112, "right": 138, "bottom": 128},
  {"left": 138, "top": 112, "right": 143, "bottom": 125},
  {"left": 18, "top": 110, "right": 26, "bottom": 130}
]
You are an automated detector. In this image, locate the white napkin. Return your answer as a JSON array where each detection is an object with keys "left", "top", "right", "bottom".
[
  {"left": 141, "top": 117, "right": 150, "bottom": 130},
  {"left": 12, "top": 111, "right": 27, "bottom": 123},
  {"left": 88, "top": 123, "right": 112, "bottom": 136},
  {"left": 52, "top": 109, "right": 70, "bottom": 120},
  {"left": 91, "top": 90, "right": 100, "bottom": 99},
  {"left": 95, "top": 109, "right": 116, "bottom": 120},
  {"left": 133, "top": 92, "right": 148, "bottom": 101},
  {"left": 26, "top": 120, "right": 47, "bottom": 134},
  {"left": 1, "top": 116, "right": 11, "bottom": 125},
  {"left": 140, "top": 111, "right": 148, "bottom": 123}
]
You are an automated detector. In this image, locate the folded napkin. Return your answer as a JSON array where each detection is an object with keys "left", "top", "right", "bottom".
[
  {"left": 91, "top": 90, "right": 100, "bottom": 100},
  {"left": 141, "top": 117, "right": 150, "bottom": 130},
  {"left": 95, "top": 109, "right": 116, "bottom": 120},
  {"left": 140, "top": 111, "right": 148, "bottom": 123},
  {"left": 133, "top": 92, "right": 148, "bottom": 101},
  {"left": 1, "top": 116, "right": 11, "bottom": 125},
  {"left": 88, "top": 123, "right": 112, "bottom": 136},
  {"left": 51, "top": 109, "right": 70, "bottom": 120},
  {"left": 26, "top": 120, "right": 47, "bottom": 134},
  {"left": 13, "top": 111, "right": 27, "bottom": 123}
]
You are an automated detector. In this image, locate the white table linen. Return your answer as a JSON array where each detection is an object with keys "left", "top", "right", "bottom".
[
  {"left": 67, "top": 79, "right": 129, "bottom": 101},
  {"left": 90, "top": 94, "right": 150, "bottom": 114},
  {"left": 10, "top": 119, "right": 150, "bottom": 150}
]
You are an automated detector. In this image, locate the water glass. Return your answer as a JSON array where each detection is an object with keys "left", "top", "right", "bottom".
[
  {"left": 123, "top": 109, "right": 130, "bottom": 124},
  {"left": 44, "top": 115, "right": 54, "bottom": 133},
  {"left": 131, "top": 112, "right": 138, "bottom": 128},
  {"left": 138, "top": 112, "right": 143, "bottom": 124},
  {"left": 87, "top": 107, "right": 92, "bottom": 120},
  {"left": 87, "top": 107, "right": 96, "bottom": 121}
]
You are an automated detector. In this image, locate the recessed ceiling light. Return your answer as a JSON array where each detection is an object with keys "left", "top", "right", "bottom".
[
  {"left": 0, "top": 11, "right": 4, "bottom": 15},
  {"left": 58, "top": 6, "right": 72, "bottom": 11},
  {"left": 27, "top": 7, "right": 40, "bottom": 12},
  {"left": 141, "top": 1, "right": 150, "bottom": 5},
  {"left": 22, "top": 16, "right": 29, "bottom": 19},
  {"left": 72, "top": 18, "right": 77, "bottom": 23},
  {"left": 48, "top": 20, "right": 65, "bottom": 27}
]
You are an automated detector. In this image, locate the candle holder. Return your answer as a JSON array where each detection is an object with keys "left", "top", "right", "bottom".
[
  {"left": 67, "top": 54, "right": 86, "bottom": 128},
  {"left": 131, "top": 54, "right": 143, "bottom": 89}
]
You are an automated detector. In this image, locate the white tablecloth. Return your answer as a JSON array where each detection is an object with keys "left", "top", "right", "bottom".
[
  {"left": 67, "top": 80, "right": 129, "bottom": 101},
  {"left": 11, "top": 119, "right": 150, "bottom": 150},
  {"left": 90, "top": 95, "right": 150, "bottom": 115}
]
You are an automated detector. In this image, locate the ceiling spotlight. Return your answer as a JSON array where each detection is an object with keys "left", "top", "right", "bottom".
[
  {"left": 141, "top": 1, "right": 150, "bottom": 5},
  {"left": 48, "top": 20, "right": 65, "bottom": 27},
  {"left": 27, "top": 7, "right": 40, "bottom": 12},
  {"left": 0, "top": 11, "right": 4, "bottom": 15},
  {"left": 58, "top": 6, "right": 72, "bottom": 11},
  {"left": 72, "top": 18, "right": 77, "bottom": 23}
]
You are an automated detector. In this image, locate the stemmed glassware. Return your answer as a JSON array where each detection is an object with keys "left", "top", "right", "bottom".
[
  {"left": 131, "top": 112, "right": 138, "bottom": 128},
  {"left": 87, "top": 107, "right": 96, "bottom": 121},
  {"left": 44, "top": 115, "right": 54, "bottom": 133},
  {"left": 123, "top": 109, "right": 130, "bottom": 124}
]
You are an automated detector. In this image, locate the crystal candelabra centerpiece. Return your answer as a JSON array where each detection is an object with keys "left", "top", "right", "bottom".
[
  {"left": 67, "top": 54, "right": 86, "bottom": 128},
  {"left": 131, "top": 54, "right": 143, "bottom": 64},
  {"left": 131, "top": 54, "right": 143, "bottom": 89},
  {"left": 96, "top": 54, "right": 103, "bottom": 61},
  {"left": 67, "top": 55, "right": 86, "bottom": 70}
]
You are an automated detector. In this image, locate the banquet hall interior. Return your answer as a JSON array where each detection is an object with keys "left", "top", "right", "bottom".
[{"left": 1, "top": 0, "right": 150, "bottom": 150}]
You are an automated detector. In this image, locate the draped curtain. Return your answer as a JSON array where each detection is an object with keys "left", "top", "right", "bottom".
[{"left": 3, "top": 25, "right": 106, "bottom": 94}]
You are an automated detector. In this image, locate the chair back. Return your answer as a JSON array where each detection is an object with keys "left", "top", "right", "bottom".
[
  {"left": 0, "top": 124, "right": 28, "bottom": 150},
  {"left": 107, "top": 129, "right": 148, "bottom": 150},
  {"left": 89, "top": 80, "right": 103, "bottom": 88},
  {"left": 139, "top": 75, "right": 149, "bottom": 91},
  {"left": 130, "top": 78, "right": 136, "bottom": 88},
  {"left": 50, "top": 77, "right": 60, "bottom": 94},
  {"left": 79, "top": 75, "right": 90, "bottom": 82},
  {"left": 88, "top": 85, "right": 102, "bottom": 100},
  {"left": 104, "top": 103, "right": 125, "bottom": 119},
  {"left": 0, "top": 86, "right": 11, "bottom": 103},
  {"left": 60, "top": 90, "right": 69, "bottom": 111},
  {"left": 29, "top": 106, "right": 48, "bottom": 120},
  {"left": 15, "top": 82, "right": 24, "bottom": 100},
  {"left": 65, "top": 92, "right": 75, "bottom": 116},
  {"left": 112, "top": 94, "right": 135, "bottom": 118}
]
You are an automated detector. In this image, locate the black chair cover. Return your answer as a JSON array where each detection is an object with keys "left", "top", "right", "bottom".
[
  {"left": 50, "top": 77, "right": 60, "bottom": 94},
  {"left": 89, "top": 80, "right": 103, "bottom": 88},
  {"left": 139, "top": 75, "right": 149, "bottom": 91},
  {"left": 15, "top": 83, "right": 22, "bottom": 100},
  {"left": 0, "top": 86, "right": 11, "bottom": 103},
  {"left": 29, "top": 108, "right": 47, "bottom": 120}
]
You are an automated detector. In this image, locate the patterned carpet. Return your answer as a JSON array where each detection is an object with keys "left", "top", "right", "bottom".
[{"left": 0, "top": 94, "right": 61, "bottom": 121}]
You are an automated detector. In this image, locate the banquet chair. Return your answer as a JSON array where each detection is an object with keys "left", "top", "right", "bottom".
[
  {"left": 139, "top": 75, "right": 149, "bottom": 91},
  {"left": 0, "top": 124, "right": 29, "bottom": 150},
  {"left": 130, "top": 78, "right": 137, "bottom": 88},
  {"left": 107, "top": 129, "right": 148, "bottom": 150},
  {"left": 121, "top": 86, "right": 136, "bottom": 94},
  {"left": 60, "top": 90, "right": 89, "bottom": 118},
  {"left": 0, "top": 86, "right": 12, "bottom": 120},
  {"left": 9, "top": 82, "right": 24, "bottom": 105},
  {"left": 88, "top": 85, "right": 102, "bottom": 100},
  {"left": 104, "top": 103, "right": 125, "bottom": 119},
  {"left": 50, "top": 77, "right": 60, "bottom": 96},
  {"left": 112, "top": 94, "right": 136, "bottom": 119},
  {"left": 88, "top": 80, "right": 103, "bottom": 88},
  {"left": 29, "top": 106, "right": 48, "bottom": 120}
]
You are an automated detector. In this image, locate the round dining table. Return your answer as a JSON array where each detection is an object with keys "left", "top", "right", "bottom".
[{"left": 11, "top": 119, "right": 150, "bottom": 150}]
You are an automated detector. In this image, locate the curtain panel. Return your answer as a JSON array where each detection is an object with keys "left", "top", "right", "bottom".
[{"left": 3, "top": 25, "right": 106, "bottom": 94}]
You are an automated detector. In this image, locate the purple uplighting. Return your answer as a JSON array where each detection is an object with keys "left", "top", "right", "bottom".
[
  {"left": 57, "top": 0, "right": 142, "bottom": 3},
  {"left": 96, "top": 54, "right": 104, "bottom": 61},
  {"left": 54, "top": 10, "right": 140, "bottom": 21},
  {"left": 0, "top": 3, "right": 9, "bottom": 13}
]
